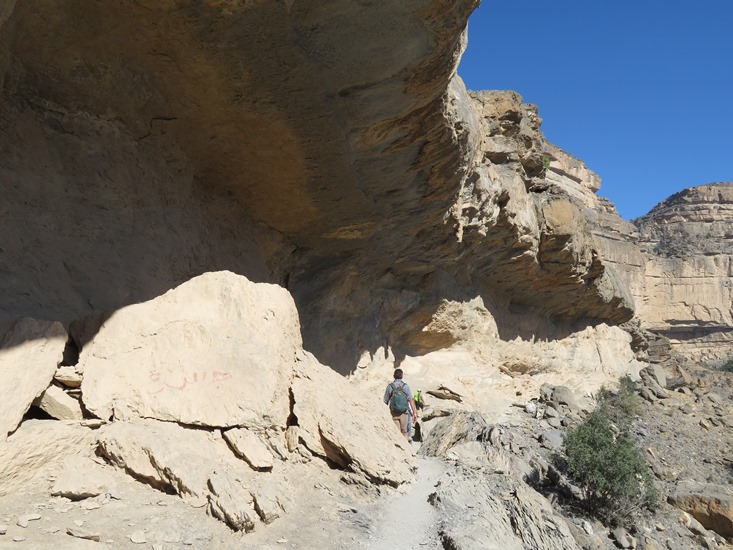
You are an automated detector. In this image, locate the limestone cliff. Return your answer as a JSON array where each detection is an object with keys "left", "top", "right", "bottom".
[
  {"left": 4, "top": 2, "right": 733, "bottom": 546},
  {"left": 0, "top": 0, "right": 635, "bottom": 377},
  {"left": 634, "top": 183, "right": 733, "bottom": 364}
]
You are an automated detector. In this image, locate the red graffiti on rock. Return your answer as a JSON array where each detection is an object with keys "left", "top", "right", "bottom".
[{"left": 148, "top": 369, "right": 233, "bottom": 393}]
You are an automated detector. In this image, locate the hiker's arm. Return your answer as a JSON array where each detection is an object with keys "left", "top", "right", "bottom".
[
  {"left": 409, "top": 399, "right": 417, "bottom": 422},
  {"left": 383, "top": 386, "right": 391, "bottom": 405}
]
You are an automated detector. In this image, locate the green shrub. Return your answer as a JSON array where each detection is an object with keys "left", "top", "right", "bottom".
[
  {"left": 719, "top": 359, "right": 733, "bottom": 373},
  {"left": 596, "top": 375, "right": 641, "bottom": 428},
  {"left": 563, "top": 409, "right": 657, "bottom": 525}
]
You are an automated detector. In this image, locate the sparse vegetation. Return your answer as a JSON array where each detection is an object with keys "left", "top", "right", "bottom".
[
  {"left": 541, "top": 154, "right": 552, "bottom": 175},
  {"left": 596, "top": 375, "right": 641, "bottom": 428},
  {"left": 718, "top": 358, "right": 733, "bottom": 373},
  {"left": 562, "top": 377, "right": 657, "bottom": 526}
]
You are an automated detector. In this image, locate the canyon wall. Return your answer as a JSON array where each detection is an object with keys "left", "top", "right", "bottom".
[
  {"left": 634, "top": 183, "right": 733, "bottom": 365},
  {"left": 0, "top": 0, "right": 641, "bottom": 383},
  {"left": 0, "top": 0, "right": 729, "bottom": 383}
]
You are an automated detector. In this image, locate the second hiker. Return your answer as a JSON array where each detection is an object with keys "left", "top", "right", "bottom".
[{"left": 383, "top": 368, "right": 417, "bottom": 442}]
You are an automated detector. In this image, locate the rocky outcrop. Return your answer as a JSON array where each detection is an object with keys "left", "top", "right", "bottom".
[
  {"left": 668, "top": 482, "right": 733, "bottom": 539},
  {"left": 0, "top": 318, "right": 67, "bottom": 439},
  {"left": 0, "top": 420, "right": 97, "bottom": 496},
  {"left": 0, "top": 271, "right": 417, "bottom": 535},
  {"left": 2, "top": 1, "right": 732, "bottom": 547},
  {"left": 634, "top": 183, "right": 733, "bottom": 364},
  {"left": 0, "top": 0, "right": 641, "bottom": 380}
]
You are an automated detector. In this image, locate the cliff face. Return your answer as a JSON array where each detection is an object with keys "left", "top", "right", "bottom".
[
  {"left": 0, "top": 0, "right": 637, "bottom": 377},
  {"left": 634, "top": 183, "right": 733, "bottom": 364}
]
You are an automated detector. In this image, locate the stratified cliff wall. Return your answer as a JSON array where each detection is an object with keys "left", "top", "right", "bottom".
[
  {"left": 0, "top": 0, "right": 640, "bottom": 378},
  {"left": 634, "top": 183, "right": 733, "bottom": 364}
]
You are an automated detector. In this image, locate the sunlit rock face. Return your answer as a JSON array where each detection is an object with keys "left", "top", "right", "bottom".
[
  {"left": 634, "top": 183, "right": 733, "bottom": 365},
  {"left": 1, "top": 0, "right": 636, "bottom": 375}
]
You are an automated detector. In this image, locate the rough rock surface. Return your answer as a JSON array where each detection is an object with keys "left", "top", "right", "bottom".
[
  {"left": 668, "top": 482, "right": 733, "bottom": 538},
  {"left": 33, "top": 384, "right": 84, "bottom": 421},
  {"left": 81, "top": 270, "right": 414, "bottom": 488},
  {"left": 80, "top": 271, "right": 298, "bottom": 428},
  {"left": 634, "top": 183, "right": 733, "bottom": 364},
  {"left": 432, "top": 469, "right": 582, "bottom": 550},
  {"left": 1, "top": 0, "right": 733, "bottom": 547},
  {"left": 0, "top": 0, "right": 641, "bottom": 382},
  {"left": 0, "top": 420, "right": 96, "bottom": 496},
  {"left": 0, "top": 318, "right": 67, "bottom": 438}
]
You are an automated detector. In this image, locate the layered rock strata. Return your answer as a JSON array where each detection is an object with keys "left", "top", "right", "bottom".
[
  {"left": 0, "top": 271, "right": 415, "bottom": 533},
  {"left": 0, "top": 0, "right": 638, "bottom": 378},
  {"left": 634, "top": 183, "right": 733, "bottom": 364}
]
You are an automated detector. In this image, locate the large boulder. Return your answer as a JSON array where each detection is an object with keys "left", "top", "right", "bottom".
[
  {"left": 0, "top": 420, "right": 97, "bottom": 496},
  {"left": 81, "top": 271, "right": 414, "bottom": 491},
  {"left": 80, "top": 271, "right": 299, "bottom": 428},
  {"left": 432, "top": 468, "right": 582, "bottom": 550},
  {"left": 668, "top": 481, "right": 733, "bottom": 538},
  {"left": 97, "top": 420, "right": 267, "bottom": 531},
  {"left": 291, "top": 352, "right": 415, "bottom": 485},
  {"left": 0, "top": 318, "right": 67, "bottom": 439}
]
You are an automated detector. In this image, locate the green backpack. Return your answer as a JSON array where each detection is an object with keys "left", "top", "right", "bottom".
[{"left": 389, "top": 382, "right": 409, "bottom": 414}]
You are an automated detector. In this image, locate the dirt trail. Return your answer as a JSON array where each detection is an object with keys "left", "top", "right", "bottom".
[{"left": 363, "top": 448, "right": 446, "bottom": 549}]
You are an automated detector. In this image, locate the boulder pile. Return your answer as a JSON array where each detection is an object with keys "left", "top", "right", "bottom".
[{"left": 0, "top": 271, "right": 414, "bottom": 534}]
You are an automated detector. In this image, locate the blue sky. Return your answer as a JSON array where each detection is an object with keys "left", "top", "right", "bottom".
[{"left": 458, "top": 1, "right": 732, "bottom": 220}]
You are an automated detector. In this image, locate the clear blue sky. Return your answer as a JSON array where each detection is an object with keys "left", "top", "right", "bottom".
[{"left": 458, "top": 1, "right": 732, "bottom": 220}]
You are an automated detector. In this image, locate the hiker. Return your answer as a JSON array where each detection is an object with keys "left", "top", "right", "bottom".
[
  {"left": 414, "top": 389, "right": 425, "bottom": 411},
  {"left": 383, "top": 368, "right": 417, "bottom": 442}
]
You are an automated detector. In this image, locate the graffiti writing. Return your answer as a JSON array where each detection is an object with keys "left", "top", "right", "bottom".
[{"left": 148, "top": 369, "right": 233, "bottom": 394}]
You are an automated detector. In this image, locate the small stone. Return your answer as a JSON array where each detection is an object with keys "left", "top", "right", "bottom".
[
  {"left": 612, "top": 527, "right": 631, "bottom": 548},
  {"left": 82, "top": 501, "right": 101, "bottom": 510},
  {"left": 277, "top": 538, "right": 288, "bottom": 544},
  {"left": 12, "top": 536, "right": 26, "bottom": 542},
  {"left": 699, "top": 418, "right": 710, "bottom": 430},
  {"left": 655, "top": 522, "right": 666, "bottom": 531},
  {"left": 546, "top": 417, "right": 561, "bottom": 428},
  {"left": 129, "top": 530, "right": 147, "bottom": 544},
  {"left": 73, "top": 520, "right": 84, "bottom": 527},
  {"left": 0, "top": 525, "right": 7, "bottom": 535},
  {"left": 16, "top": 514, "right": 41, "bottom": 528},
  {"left": 67, "top": 527, "right": 101, "bottom": 542}
]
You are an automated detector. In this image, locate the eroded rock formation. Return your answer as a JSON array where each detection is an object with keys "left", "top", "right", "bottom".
[
  {"left": 1, "top": 0, "right": 732, "bottom": 544},
  {"left": 0, "top": 0, "right": 640, "bottom": 378},
  {"left": 634, "top": 183, "right": 733, "bottom": 364}
]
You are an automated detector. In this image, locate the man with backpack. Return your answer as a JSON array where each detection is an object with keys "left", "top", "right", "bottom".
[{"left": 383, "top": 368, "right": 417, "bottom": 442}]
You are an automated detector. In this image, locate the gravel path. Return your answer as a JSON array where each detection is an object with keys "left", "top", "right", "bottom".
[{"left": 363, "top": 448, "right": 446, "bottom": 549}]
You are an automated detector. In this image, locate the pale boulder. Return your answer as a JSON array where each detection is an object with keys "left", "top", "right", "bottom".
[
  {"left": 97, "top": 420, "right": 240, "bottom": 502},
  {"left": 54, "top": 366, "right": 83, "bottom": 388},
  {"left": 51, "top": 453, "right": 119, "bottom": 500},
  {"left": 0, "top": 420, "right": 96, "bottom": 496},
  {"left": 291, "top": 352, "right": 415, "bottom": 486},
  {"left": 80, "top": 271, "right": 298, "bottom": 427},
  {"left": 33, "top": 384, "right": 83, "bottom": 420},
  {"left": 97, "top": 419, "right": 272, "bottom": 530},
  {"left": 222, "top": 428, "right": 274, "bottom": 471},
  {"left": 0, "top": 318, "right": 67, "bottom": 438},
  {"left": 433, "top": 469, "right": 582, "bottom": 549},
  {"left": 207, "top": 471, "right": 256, "bottom": 532}
]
